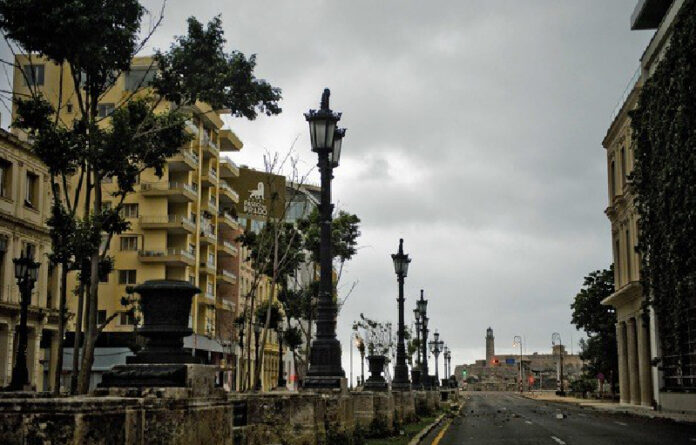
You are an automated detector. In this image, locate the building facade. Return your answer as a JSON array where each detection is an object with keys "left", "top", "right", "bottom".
[
  {"left": 601, "top": 0, "right": 695, "bottom": 412},
  {"left": 0, "top": 129, "right": 62, "bottom": 391},
  {"left": 11, "top": 56, "right": 244, "bottom": 389}
]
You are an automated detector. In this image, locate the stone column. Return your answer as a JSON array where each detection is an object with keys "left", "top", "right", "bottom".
[
  {"left": 616, "top": 321, "right": 630, "bottom": 404},
  {"left": 636, "top": 316, "right": 653, "bottom": 407},
  {"left": 626, "top": 317, "right": 641, "bottom": 406}
]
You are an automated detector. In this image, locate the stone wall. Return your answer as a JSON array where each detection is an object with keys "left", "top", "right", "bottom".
[{"left": 0, "top": 389, "right": 450, "bottom": 444}]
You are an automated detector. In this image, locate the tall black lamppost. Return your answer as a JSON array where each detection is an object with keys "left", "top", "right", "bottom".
[
  {"left": 236, "top": 319, "right": 245, "bottom": 392},
  {"left": 552, "top": 332, "right": 565, "bottom": 396},
  {"left": 429, "top": 330, "right": 444, "bottom": 386},
  {"left": 391, "top": 239, "right": 411, "bottom": 390},
  {"left": 253, "top": 322, "right": 262, "bottom": 391},
  {"left": 277, "top": 325, "right": 286, "bottom": 389},
  {"left": 416, "top": 290, "right": 429, "bottom": 388},
  {"left": 412, "top": 308, "right": 422, "bottom": 387},
  {"left": 442, "top": 346, "right": 449, "bottom": 378},
  {"left": 304, "top": 89, "right": 347, "bottom": 389},
  {"left": 444, "top": 347, "right": 452, "bottom": 379},
  {"left": 8, "top": 247, "right": 40, "bottom": 391}
]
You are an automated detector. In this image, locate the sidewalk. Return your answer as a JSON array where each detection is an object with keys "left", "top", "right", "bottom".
[{"left": 523, "top": 392, "right": 696, "bottom": 424}]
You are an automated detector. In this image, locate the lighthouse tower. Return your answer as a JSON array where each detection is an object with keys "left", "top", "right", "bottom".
[{"left": 485, "top": 327, "right": 495, "bottom": 366}]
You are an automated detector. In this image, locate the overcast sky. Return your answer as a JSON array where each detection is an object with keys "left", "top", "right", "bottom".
[{"left": 2, "top": 1, "right": 655, "bottom": 379}]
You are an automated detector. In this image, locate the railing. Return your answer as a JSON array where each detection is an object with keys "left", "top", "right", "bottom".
[
  {"left": 220, "top": 156, "right": 238, "bottom": 169},
  {"left": 204, "top": 292, "right": 215, "bottom": 301},
  {"left": 610, "top": 66, "right": 641, "bottom": 124},
  {"left": 209, "top": 138, "right": 219, "bottom": 153},
  {"left": 178, "top": 149, "right": 199, "bottom": 166},
  {"left": 220, "top": 181, "right": 239, "bottom": 201},
  {"left": 222, "top": 240, "right": 237, "bottom": 253},
  {"left": 662, "top": 352, "right": 696, "bottom": 391},
  {"left": 141, "top": 215, "right": 195, "bottom": 226},
  {"left": 141, "top": 182, "right": 196, "bottom": 195},
  {"left": 138, "top": 248, "right": 195, "bottom": 261},
  {"left": 207, "top": 169, "right": 218, "bottom": 180},
  {"left": 218, "top": 269, "right": 236, "bottom": 281},
  {"left": 201, "top": 228, "right": 217, "bottom": 240},
  {"left": 185, "top": 120, "right": 199, "bottom": 135}
]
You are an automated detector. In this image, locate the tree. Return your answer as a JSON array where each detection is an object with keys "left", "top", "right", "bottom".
[
  {"left": 0, "top": 2, "right": 281, "bottom": 393},
  {"left": 570, "top": 265, "right": 617, "bottom": 392},
  {"left": 629, "top": 0, "right": 696, "bottom": 386}
]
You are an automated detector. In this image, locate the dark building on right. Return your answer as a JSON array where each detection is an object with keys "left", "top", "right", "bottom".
[{"left": 601, "top": 0, "right": 695, "bottom": 413}]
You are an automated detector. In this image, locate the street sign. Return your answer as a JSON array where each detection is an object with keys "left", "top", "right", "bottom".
[{"left": 505, "top": 358, "right": 516, "bottom": 365}]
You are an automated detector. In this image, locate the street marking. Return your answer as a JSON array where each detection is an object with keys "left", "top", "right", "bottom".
[
  {"left": 431, "top": 419, "right": 453, "bottom": 445},
  {"left": 614, "top": 421, "right": 628, "bottom": 426},
  {"left": 525, "top": 420, "right": 533, "bottom": 425},
  {"left": 551, "top": 436, "right": 566, "bottom": 445}
]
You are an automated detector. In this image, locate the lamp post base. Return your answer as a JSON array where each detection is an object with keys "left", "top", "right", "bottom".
[{"left": 303, "top": 376, "right": 347, "bottom": 391}]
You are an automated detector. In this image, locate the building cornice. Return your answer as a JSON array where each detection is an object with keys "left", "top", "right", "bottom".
[{"left": 601, "top": 280, "right": 643, "bottom": 308}]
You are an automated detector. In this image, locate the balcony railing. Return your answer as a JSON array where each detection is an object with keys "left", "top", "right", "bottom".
[
  {"left": 218, "top": 269, "right": 236, "bottom": 281},
  {"left": 139, "top": 248, "right": 195, "bottom": 262},
  {"left": 141, "top": 215, "right": 195, "bottom": 226},
  {"left": 141, "top": 182, "right": 196, "bottom": 195},
  {"left": 208, "top": 169, "right": 218, "bottom": 180},
  {"left": 220, "top": 181, "right": 239, "bottom": 202},
  {"left": 222, "top": 240, "right": 237, "bottom": 253},
  {"left": 185, "top": 120, "right": 199, "bottom": 135}
]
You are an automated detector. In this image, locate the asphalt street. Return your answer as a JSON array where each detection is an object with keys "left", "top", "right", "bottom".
[{"left": 425, "top": 392, "right": 696, "bottom": 445}]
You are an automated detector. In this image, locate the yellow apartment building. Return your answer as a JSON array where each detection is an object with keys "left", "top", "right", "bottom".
[
  {"left": 0, "top": 129, "right": 62, "bottom": 391},
  {"left": 11, "top": 55, "right": 244, "bottom": 387}
]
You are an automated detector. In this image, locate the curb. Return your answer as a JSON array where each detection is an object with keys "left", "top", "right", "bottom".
[
  {"left": 407, "top": 413, "right": 447, "bottom": 445},
  {"left": 522, "top": 394, "right": 696, "bottom": 425},
  {"left": 408, "top": 402, "right": 462, "bottom": 445}
]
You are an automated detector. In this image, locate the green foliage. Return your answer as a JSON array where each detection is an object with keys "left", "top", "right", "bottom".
[
  {"left": 630, "top": 0, "right": 696, "bottom": 365},
  {"left": 299, "top": 209, "right": 361, "bottom": 264},
  {"left": 154, "top": 16, "right": 281, "bottom": 119},
  {"left": 282, "top": 325, "right": 303, "bottom": 352},
  {"left": 0, "top": 0, "right": 144, "bottom": 82},
  {"left": 569, "top": 378, "right": 596, "bottom": 397},
  {"left": 255, "top": 300, "right": 282, "bottom": 329},
  {"left": 570, "top": 266, "right": 617, "bottom": 381}
]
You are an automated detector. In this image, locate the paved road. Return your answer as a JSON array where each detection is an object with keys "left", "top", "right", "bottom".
[{"left": 426, "top": 392, "right": 696, "bottom": 445}]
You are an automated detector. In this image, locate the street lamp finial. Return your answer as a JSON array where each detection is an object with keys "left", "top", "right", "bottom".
[{"left": 321, "top": 88, "right": 330, "bottom": 110}]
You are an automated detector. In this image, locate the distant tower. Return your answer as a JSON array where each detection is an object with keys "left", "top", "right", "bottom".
[{"left": 485, "top": 327, "right": 495, "bottom": 366}]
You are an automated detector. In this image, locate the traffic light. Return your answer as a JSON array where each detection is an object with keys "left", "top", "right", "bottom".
[{"left": 462, "top": 370, "right": 467, "bottom": 378}]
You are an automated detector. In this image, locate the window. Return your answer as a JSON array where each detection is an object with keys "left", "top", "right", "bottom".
[
  {"left": 121, "top": 203, "right": 139, "bottom": 218},
  {"left": 614, "top": 238, "right": 621, "bottom": 285},
  {"left": 125, "top": 67, "right": 156, "bottom": 91},
  {"left": 119, "top": 311, "right": 136, "bottom": 326},
  {"left": 97, "top": 310, "right": 107, "bottom": 325},
  {"left": 625, "top": 228, "right": 632, "bottom": 281},
  {"left": 189, "top": 244, "right": 196, "bottom": 256},
  {"left": 101, "top": 176, "right": 113, "bottom": 183},
  {"left": 66, "top": 103, "right": 73, "bottom": 113},
  {"left": 207, "top": 282, "right": 214, "bottom": 295},
  {"left": 22, "top": 64, "right": 45, "bottom": 86},
  {"left": 97, "top": 103, "right": 115, "bottom": 118},
  {"left": 102, "top": 201, "right": 112, "bottom": 212},
  {"left": 22, "top": 242, "right": 36, "bottom": 259},
  {"left": 118, "top": 269, "right": 137, "bottom": 285},
  {"left": 0, "top": 159, "right": 11, "bottom": 199},
  {"left": 24, "top": 172, "right": 38, "bottom": 208},
  {"left": 189, "top": 275, "right": 195, "bottom": 285},
  {"left": 120, "top": 236, "right": 138, "bottom": 251},
  {"left": 609, "top": 160, "right": 616, "bottom": 198},
  {"left": 620, "top": 148, "right": 627, "bottom": 187}
]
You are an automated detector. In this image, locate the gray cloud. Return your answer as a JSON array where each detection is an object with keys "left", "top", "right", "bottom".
[{"left": 0, "top": 0, "right": 653, "bottom": 374}]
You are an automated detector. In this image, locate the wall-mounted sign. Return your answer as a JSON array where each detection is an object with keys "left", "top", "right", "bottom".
[{"left": 243, "top": 182, "right": 267, "bottom": 216}]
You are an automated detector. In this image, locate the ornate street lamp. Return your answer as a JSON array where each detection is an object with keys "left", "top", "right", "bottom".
[
  {"left": 253, "top": 322, "right": 262, "bottom": 391},
  {"left": 552, "top": 332, "right": 565, "bottom": 396},
  {"left": 277, "top": 325, "right": 286, "bottom": 390},
  {"left": 444, "top": 347, "right": 452, "bottom": 380},
  {"left": 7, "top": 247, "right": 40, "bottom": 391},
  {"left": 412, "top": 308, "right": 422, "bottom": 388},
  {"left": 417, "top": 290, "right": 430, "bottom": 388},
  {"left": 442, "top": 346, "right": 449, "bottom": 378},
  {"left": 235, "top": 318, "right": 245, "bottom": 392},
  {"left": 513, "top": 335, "right": 523, "bottom": 392},
  {"left": 429, "top": 330, "right": 444, "bottom": 386},
  {"left": 304, "top": 88, "right": 347, "bottom": 389},
  {"left": 391, "top": 239, "right": 411, "bottom": 390}
]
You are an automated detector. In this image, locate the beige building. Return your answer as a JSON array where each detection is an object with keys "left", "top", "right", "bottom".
[
  {"left": 601, "top": 0, "right": 695, "bottom": 412},
  {"left": 0, "top": 129, "right": 62, "bottom": 391},
  {"left": 11, "top": 56, "right": 245, "bottom": 387}
]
